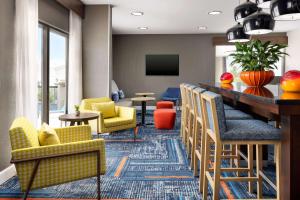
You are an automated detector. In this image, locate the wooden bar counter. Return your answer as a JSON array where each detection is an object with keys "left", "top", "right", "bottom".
[{"left": 199, "top": 82, "right": 300, "bottom": 200}]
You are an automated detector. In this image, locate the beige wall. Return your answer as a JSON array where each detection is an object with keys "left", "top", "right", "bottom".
[
  {"left": 286, "top": 28, "right": 300, "bottom": 71},
  {"left": 39, "top": 0, "right": 69, "bottom": 32},
  {"left": 0, "top": 0, "right": 15, "bottom": 171},
  {"left": 113, "top": 34, "right": 216, "bottom": 99},
  {"left": 82, "top": 5, "right": 112, "bottom": 98}
]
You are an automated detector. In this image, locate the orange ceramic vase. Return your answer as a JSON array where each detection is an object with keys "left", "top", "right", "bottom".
[
  {"left": 243, "top": 87, "right": 274, "bottom": 98},
  {"left": 240, "top": 71, "right": 274, "bottom": 87}
]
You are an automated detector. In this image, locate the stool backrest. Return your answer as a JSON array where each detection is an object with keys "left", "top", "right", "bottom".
[
  {"left": 201, "top": 91, "right": 227, "bottom": 141},
  {"left": 185, "top": 84, "right": 196, "bottom": 111},
  {"left": 192, "top": 87, "right": 206, "bottom": 122},
  {"left": 180, "top": 83, "right": 187, "bottom": 108}
]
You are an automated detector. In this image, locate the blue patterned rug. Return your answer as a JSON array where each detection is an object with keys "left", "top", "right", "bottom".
[{"left": 0, "top": 110, "right": 276, "bottom": 199}]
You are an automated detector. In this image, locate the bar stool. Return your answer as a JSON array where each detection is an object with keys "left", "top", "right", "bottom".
[
  {"left": 184, "top": 84, "right": 197, "bottom": 156},
  {"left": 191, "top": 87, "right": 253, "bottom": 192},
  {"left": 201, "top": 91, "right": 281, "bottom": 200}
]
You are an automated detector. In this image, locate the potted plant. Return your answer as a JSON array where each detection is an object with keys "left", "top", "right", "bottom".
[
  {"left": 74, "top": 105, "right": 80, "bottom": 116},
  {"left": 230, "top": 40, "right": 287, "bottom": 87}
]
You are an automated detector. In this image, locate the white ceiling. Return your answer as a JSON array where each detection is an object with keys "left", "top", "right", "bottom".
[{"left": 82, "top": 0, "right": 300, "bottom": 34}]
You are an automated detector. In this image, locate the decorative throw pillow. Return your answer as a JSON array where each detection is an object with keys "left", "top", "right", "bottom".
[
  {"left": 91, "top": 101, "right": 116, "bottom": 118},
  {"left": 111, "top": 91, "right": 119, "bottom": 102},
  {"left": 38, "top": 123, "right": 60, "bottom": 146},
  {"left": 118, "top": 90, "right": 125, "bottom": 99}
]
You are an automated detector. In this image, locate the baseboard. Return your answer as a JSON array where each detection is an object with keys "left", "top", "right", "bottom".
[{"left": 0, "top": 165, "right": 16, "bottom": 185}]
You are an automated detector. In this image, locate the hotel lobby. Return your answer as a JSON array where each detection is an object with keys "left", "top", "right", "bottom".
[{"left": 1, "top": 0, "right": 300, "bottom": 199}]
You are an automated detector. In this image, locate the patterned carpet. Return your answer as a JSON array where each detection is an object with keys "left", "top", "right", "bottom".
[{"left": 0, "top": 110, "right": 276, "bottom": 199}]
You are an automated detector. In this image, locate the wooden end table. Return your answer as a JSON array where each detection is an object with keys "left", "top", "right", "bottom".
[
  {"left": 131, "top": 96, "right": 155, "bottom": 126},
  {"left": 59, "top": 113, "right": 99, "bottom": 131},
  {"left": 135, "top": 92, "right": 155, "bottom": 97}
]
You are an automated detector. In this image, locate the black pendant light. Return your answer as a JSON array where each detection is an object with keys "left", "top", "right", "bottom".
[
  {"left": 271, "top": 0, "right": 300, "bottom": 21},
  {"left": 234, "top": 0, "right": 258, "bottom": 22},
  {"left": 243, "top": 9, "right": 275, "bottom": 35},
  {"left": 226, "top": 23, "right": 250, "bottom": 43},
  {"left": 256, "top": 0, "right": 271, "bottom": 9}
]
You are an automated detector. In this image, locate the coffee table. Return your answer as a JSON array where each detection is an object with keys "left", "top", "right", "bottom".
[
  {"left": 135, "top": 92, "right": 155, "bottom": 97},
  {"left": 59, "top": 113, "right": 99, "bottom": 131},
  {"left": 131, "top": 96, "right": 156, "bottom": 126}
]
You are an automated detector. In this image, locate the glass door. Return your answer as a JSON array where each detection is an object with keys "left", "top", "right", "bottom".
[
  {"left": 49, "top": 30, "right": 68, "bottom": 127},
  {"left": 38, "top": 23, "right": 68, "bottom": 127}
]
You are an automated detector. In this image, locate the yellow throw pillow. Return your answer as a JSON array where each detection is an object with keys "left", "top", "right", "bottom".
[
  {"left": 91, "top": 101, "right": 116, "bottom": 118},
  {"left": 38, "top": 123, "right": 60, "bottom": 146}
]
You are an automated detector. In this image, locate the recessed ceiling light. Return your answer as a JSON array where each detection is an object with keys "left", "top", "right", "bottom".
[
  {"left": 198, "top": 26, "right": 207, "bottom": 30},
  {"left": 138, "top": 26, "right": 148, "bottom": 30},
  {"left": 208, "top": 10, "right": 222, "bottom": 15},
  {"left": 131, "top": 11, "right": 144, "bottom": 16}
]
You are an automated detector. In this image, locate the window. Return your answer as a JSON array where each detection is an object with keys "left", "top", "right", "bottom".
[
  {"left": 215, "top": 45, "right": 285, "bottom": 83},
  {"left": 38, "top": 23, "right": 68, "bottom": 127}
]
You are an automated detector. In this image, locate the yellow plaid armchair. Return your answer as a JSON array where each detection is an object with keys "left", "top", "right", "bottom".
[
  {"left": 9, "top": 117, "right": 106, "bottom": 200},
  {"left": 80, "top": 97, "right": 136, "bottom": 136}
]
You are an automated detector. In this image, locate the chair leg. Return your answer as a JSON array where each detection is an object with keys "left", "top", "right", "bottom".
[
  {"left": 230, "top": 144, "right": 235, "bottom": 168},
  {"left": 190, "top": 119, "right": 197, "bottom": 170},
  {"left": 202, "top": 133, "right": 210, "bottom": 199},
  {"left": 275, "top": 143, "right": 281, "bottom": 200},
  {"left": 199, "top": 125, "right": 206, "bottom": 193},
  {"left": 236, "top": 145, "right": 241, "bottom": 176},
  {"left": 97, "top": 150, "right": 101, "bottom": 200},
  {"left": 212, "top": 143, "right": 222, "bottom": 200},
  {"left": 247, "top": 144, "right": 254, "bottom": 193},
  {"left": 23, "top": 160, "right": 41, "bottom": 200},
  {"left": 256, "top": 144, "right": 263, "bottom": 199},
  {"left": 192, "top": 122, "right": 199, "bottom": 176}
]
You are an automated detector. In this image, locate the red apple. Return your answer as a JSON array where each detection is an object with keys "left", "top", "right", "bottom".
[
  {"left": 220, "top": 72, "right": 234, "bottom": 84},
  {"left": 280, "top": 70, "right": 300, "bottom": 92}
]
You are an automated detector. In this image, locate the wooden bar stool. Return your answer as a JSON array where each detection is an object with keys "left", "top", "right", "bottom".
[
  {"left": 191, "top": 87, "right": 253, "bottom": 193},
  {"left": 201, "top": 91, "right": 281, "bottom": 200},
  {"left": 184, "top": 84, "right": 197, "bottom": 157}
]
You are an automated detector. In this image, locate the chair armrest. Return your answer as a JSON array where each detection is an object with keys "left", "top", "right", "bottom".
[
  {"left": 11, "top": 139, "right": 105, "bottom": 162},
  {"left": 116, "top": 106, "right": 136, "bottom": 120},
  {"left": 55, "top": 125, "right": 92, "bottom": 143}
]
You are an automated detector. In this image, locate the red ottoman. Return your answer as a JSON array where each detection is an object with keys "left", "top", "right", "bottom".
[
  {"left": 154, "top": 109, "right": 176, "bottom": 129},
  {"left": 156, "top": 101, "right": 174, "bottom": 109}
]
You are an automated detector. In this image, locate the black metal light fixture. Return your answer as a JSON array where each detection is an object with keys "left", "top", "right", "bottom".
[
  {"left": 243, "top": 9, "right": 275, "bottom": 35},
  {"left": 271, "top": 0, "right": 300, "bottom": 21},
  {"left": 226, "top": 23, "right": 250, "bottom": 42},
  {"left": 256, "top": 0, "right": 271, "bottom": 9},
  {"left": 234, "top": 0, "right": 258, "bottom": 22}
]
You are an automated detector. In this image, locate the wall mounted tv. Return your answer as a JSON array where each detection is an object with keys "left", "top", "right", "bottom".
[{"left": 146, "top": 54, "right": 179, "bottom": 76}]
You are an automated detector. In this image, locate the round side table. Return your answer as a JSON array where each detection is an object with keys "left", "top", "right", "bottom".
[{"left": 59, "top": 113, "right": 99, "bottom": 131}]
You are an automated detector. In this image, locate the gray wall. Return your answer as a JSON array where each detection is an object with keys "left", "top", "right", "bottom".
[
  {"left": 286, "top": 28, "right": 300, "bottom": 71},
  {"left": 113, "top": 34, "right": 215, "bottom": 99},
  {"left": 82, "top": 5, "right": 112, "bottom": 98},
  {"left": 0, "top": 0, "right": 16, "bottom": 171}
]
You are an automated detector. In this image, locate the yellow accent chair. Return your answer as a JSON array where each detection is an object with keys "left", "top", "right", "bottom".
[
  {"left": 9, "top": 117, "right": 106, "bottom": 200},
  {"left": 80, "top": 97, "right": 137, "bottom": 137}
]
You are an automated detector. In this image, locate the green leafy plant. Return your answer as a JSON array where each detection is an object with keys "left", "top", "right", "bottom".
[
  {"left": 74, "top": 105, "right": 80, "bottom": 112},
  {"left": 230, "top": 40, "right": 288, "bottom": 71}
]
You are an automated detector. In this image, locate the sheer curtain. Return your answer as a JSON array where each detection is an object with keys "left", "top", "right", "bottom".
[
  {"left": 68, "top": 11, "right": 83, "bottom": 113},
  {"left": 15, "top": 0, "right": 38, "bottom": 124}
]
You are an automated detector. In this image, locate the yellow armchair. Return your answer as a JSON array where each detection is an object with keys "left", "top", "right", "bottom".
[
  {"left": 9, "top": 117, "right": 106, "bottom": 200},
  {"left": 80, "top": 98, "right": 136, "bottom": 136}
]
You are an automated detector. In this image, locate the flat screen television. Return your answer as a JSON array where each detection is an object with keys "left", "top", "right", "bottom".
[{"left": 146, "top": 54, "right": 179, "bottom": 76}]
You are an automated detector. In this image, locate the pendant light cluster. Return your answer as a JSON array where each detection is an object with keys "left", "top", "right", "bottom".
[{"left": 227, "top": 0, "right": 300, "bottom": 43}]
